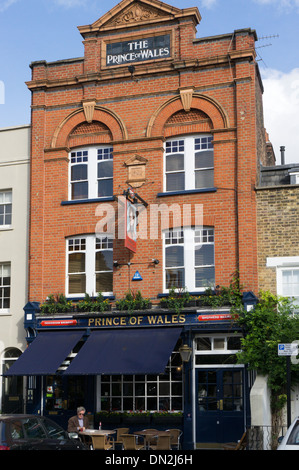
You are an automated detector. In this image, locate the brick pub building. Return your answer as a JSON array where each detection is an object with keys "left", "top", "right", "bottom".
[{"left": 6, "top": 0, "right": 273, "bottom": 449}]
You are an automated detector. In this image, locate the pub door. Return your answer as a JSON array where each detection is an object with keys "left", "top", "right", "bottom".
[
  {"left": 43, "top": 375, "right": 95, "bottom": 429},
  {"left": 196, "top": 368, "right": 245, "bottom": 446}
]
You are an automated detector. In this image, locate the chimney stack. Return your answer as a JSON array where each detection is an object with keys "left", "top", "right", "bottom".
[{"left": 280, "top": 146, "right": 285, "bottom": 165}]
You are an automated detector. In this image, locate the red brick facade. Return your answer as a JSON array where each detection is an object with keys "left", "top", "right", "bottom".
[{"left": 27, "top": 0, "right": 267, "bottom": 303}]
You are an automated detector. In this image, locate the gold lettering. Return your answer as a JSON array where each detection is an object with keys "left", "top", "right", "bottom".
[
  {"left": 179, "top": 314, "right": 186, "bottom": 323},
  {"left": 164, "top": 315, "right": 171, "bottom": 324},
  {"left": 88, "top": 318, "right": 94, "bottom": 326},
  {"left": 113, "top": 317, "right": 120, "bottom": 326},
  {"left": 137, "top": 316, "right": 143, "bottom": 325},
  {"left": 172, "top": 315, "right": 178, "bottom": 323},
  {"left": 106, "top": 318, "right": 112, "bottom": 326},
  {"left": 148, "top": 316, "right": 157, "bottom": 324},
  {"left": 157, "top": 316, "right": 163, "bottom": 324},
  {"left": 120, "top": 317, "right": 126, "bottom": 325},
  {"left": 95, "top": 318, "right": 102, "bottom": 326},
  {"left": 129, "top": 316, "right": 137, "bottom": 325}
]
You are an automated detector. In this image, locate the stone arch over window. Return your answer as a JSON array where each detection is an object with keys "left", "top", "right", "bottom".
[
  {"left": 50, "top": 106, "right": 128, "bottom": 149},
  {"left": 146, "top": 93, "right": 229, "bottom": 138}
]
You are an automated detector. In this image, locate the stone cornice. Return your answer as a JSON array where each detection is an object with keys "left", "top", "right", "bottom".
[{"left": 26, "top": 50, "right": 255, "bottom": 92}]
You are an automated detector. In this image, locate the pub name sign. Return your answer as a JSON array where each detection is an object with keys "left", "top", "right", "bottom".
[{"left": 106, "top": 34, "right": 171, "bottom": 66}]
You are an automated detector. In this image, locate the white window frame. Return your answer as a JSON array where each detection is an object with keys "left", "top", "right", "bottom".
[
  {"left": 0, "top": 189, "right": 12, "bottom": 229},
  {"left": 267, "top": 257, "right": 299, "bottom": 306},
  {"left": 163, "top": 226, "right": 215, "bottom": 293},
  {"left": 163, "top": 134, "right": 213, "bottom": 192},
  {"left": 66, "top": 234, "right": 113, "bottom": 297},
  {"left": 0, "top": 262, "right": 11, "bottom": 314},
  {"left": 68, "top": 146, "right": 113, "bottom": 201},
  {"left": 194, "top": 334, "right": 243, "bottom": 369}
]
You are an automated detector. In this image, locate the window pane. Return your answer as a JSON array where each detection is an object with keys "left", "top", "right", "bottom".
[
  {"left": 71, "top": 164, "right": 87, "bottom": 181},
  {"left": 195, "top": 169, "right": 214, "bottom": 188},
  {"left": 166, "top": 154, "right": 184, "bottom": 172},
  {"left": 166, "top": 268, "right": 185, "bottom": 289},
  {"left": 24, "top": 419, "right": 47, "bottom": 439},
  {"left": 196, "top": 337, "right": 212, "bottom": 351},
  {"left": 98, "top": 179, "right": 113, "bottom": 197},
  {"left": 165, "top": 246, "right": 184, "bottom": 267},
  {"left": 69, "top": 253, "right": 85, "bottom": 273},
  {"left": 195, "top": 150, "right": 214, "bottom": 169},
  {"left": 69, "top": 274, "right": 86, "bottom": 294},
  {"left": 96, "top": 272, "right": 113, "bottom": 292},
  {"left": 71, "top": 181, "right": 88, "bottom": 200},
  {"left": 166, "top": 173, "right": 184, "bottom": 191},
  {"left": 195, "top": 266, "right": 215, "bottom": 288},
  {"left": 96, "top": 251, "right": 113, "bottom": 272},
  {"left": 98, "top": 160, "right": 113, "bottom": 178},
  {"left": 195, "top": 244, "right": 214, "bottom": 266}
]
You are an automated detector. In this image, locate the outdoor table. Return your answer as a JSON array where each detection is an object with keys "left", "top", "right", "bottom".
[
  {"left": 134, "top": 430, "right": 170, "bottom": 449},
  {"left": 79, "top": 429, "right": 116, "bottom": 448}
]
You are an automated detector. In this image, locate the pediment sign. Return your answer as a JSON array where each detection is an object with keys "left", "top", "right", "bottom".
[
  {"left": 106, "top": 2, "right": 168, "bottom": 27},
  {"left": 78, "top": 0, "right": 200, "bottom": 34}
]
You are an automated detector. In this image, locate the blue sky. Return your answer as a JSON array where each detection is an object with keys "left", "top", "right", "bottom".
[{"left": 0, "top": 0, "right": 298, "bottom": 163}]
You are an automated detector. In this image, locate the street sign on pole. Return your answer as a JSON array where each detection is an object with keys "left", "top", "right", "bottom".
[
  {"left": 278, "top": 343, "right": 298, "bottom": 428},
  {"left": 278, "top": 343, "right": 298, "bottom": 356}
]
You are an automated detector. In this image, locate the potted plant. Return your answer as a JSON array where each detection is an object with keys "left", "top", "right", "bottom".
[
  {"left": 159, "top": 287, "right": 190, "bottom": 313},
  {"left": 40, "top": 294, "right": 74, "bottom": 314},
  {"left": 116, "top": 290, "right": 151, "bottom": 312},
  {"left": 122, "top": 411, "right": 151, "bottom": 424},
  {"left": 151, "top": 411, "right": 183, "bottom": 425}
]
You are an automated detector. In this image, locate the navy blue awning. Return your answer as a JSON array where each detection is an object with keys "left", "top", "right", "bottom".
[
  {"left": 4, "top": 331, "right": 84, "bottom": 376},
  {"left": 63, "top": 327, "right": 182, "bottom": 375}
]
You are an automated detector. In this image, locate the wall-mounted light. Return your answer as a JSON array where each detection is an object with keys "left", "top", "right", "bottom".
[
  {"left": 179, "top": 344, "right": 192, "bottom": 362},
  {"left": 128, "top": 65, "right": 135, "bottom": 79},
  {"left": 152, "top": 259, "right": 160, "bottom": 265},
  {"left": 113, "top": 261, "right": 120, "bottom": 268}
]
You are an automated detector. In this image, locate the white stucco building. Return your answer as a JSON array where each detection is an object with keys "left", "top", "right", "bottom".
[{"left": 0, "top": 125, "right": 30, "bottom": 412}]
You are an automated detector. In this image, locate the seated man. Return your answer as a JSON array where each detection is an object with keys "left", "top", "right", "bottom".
[{"left": 68, "top": 406, "right": 90, "bottom": 433}]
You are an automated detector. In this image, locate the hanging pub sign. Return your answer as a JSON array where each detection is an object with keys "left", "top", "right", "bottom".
[{"left": 106, "top": 34, "right": 171, "bottom": 66}]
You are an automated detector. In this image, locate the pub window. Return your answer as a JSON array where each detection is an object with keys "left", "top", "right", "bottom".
[
  {"left": 164, "top": 135, "right": 213, "bottom": 192},
  {"left": 99, "top": 349, "right": 183, "bottom": 412},
  {"left": 67, "top": 234, "right": 113, "bottom": 297},
  {"left": 69, "top": 146, "right": 113, "bottom": 200}
]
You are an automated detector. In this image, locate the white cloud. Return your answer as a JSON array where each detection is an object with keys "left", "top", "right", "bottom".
[
  {"left": 53, "top": 0, "right": 87, "bottom": 7},
  {"left": 0, "top": 0, "right": 18, "bottom": 13},
  {"left": 200, "top": 0, "right": 218, "bottom": 8},
  {"left": 254, "top": 0, "right": 299, "bottom": 12},
  {"left": 262, "top": 68, "right": 299, "bottom": 164}
]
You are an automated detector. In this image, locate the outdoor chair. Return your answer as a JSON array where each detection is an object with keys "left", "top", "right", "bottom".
[
  {"left": 141, "top": 429, "right": 159, "bottom": 447},
  {"left": 149, "top": 434, "right": 171, "bottom": 450},
  {"left": 113, "top": 427, "right": 130, "bottom": 448},
  {"left": 222, "top": 431, "right": 247, "bottom": 450},
  {"left": 91, "top": 434, "right": 113, "bottom": 450},
  {"left": 166, "top": 428, "right": 182, "bottom": 449},
  {"left": 121, "top": 434, "right": 145, "bottom": 450}
]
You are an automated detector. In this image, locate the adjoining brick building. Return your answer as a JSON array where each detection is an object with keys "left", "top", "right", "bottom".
[
  {"left": 256, "top": 161, "right": 299, "bottom": 426},
  {"left": 6, "top": 0, "right": 274, "bottom": 448}
]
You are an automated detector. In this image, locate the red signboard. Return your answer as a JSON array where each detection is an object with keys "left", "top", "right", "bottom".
[
  {"left": 197, "top": 313, "right": 236, "bottom": 322},
  {"left": 40, "top": 319, "right": 77, "bottom": 326}
]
